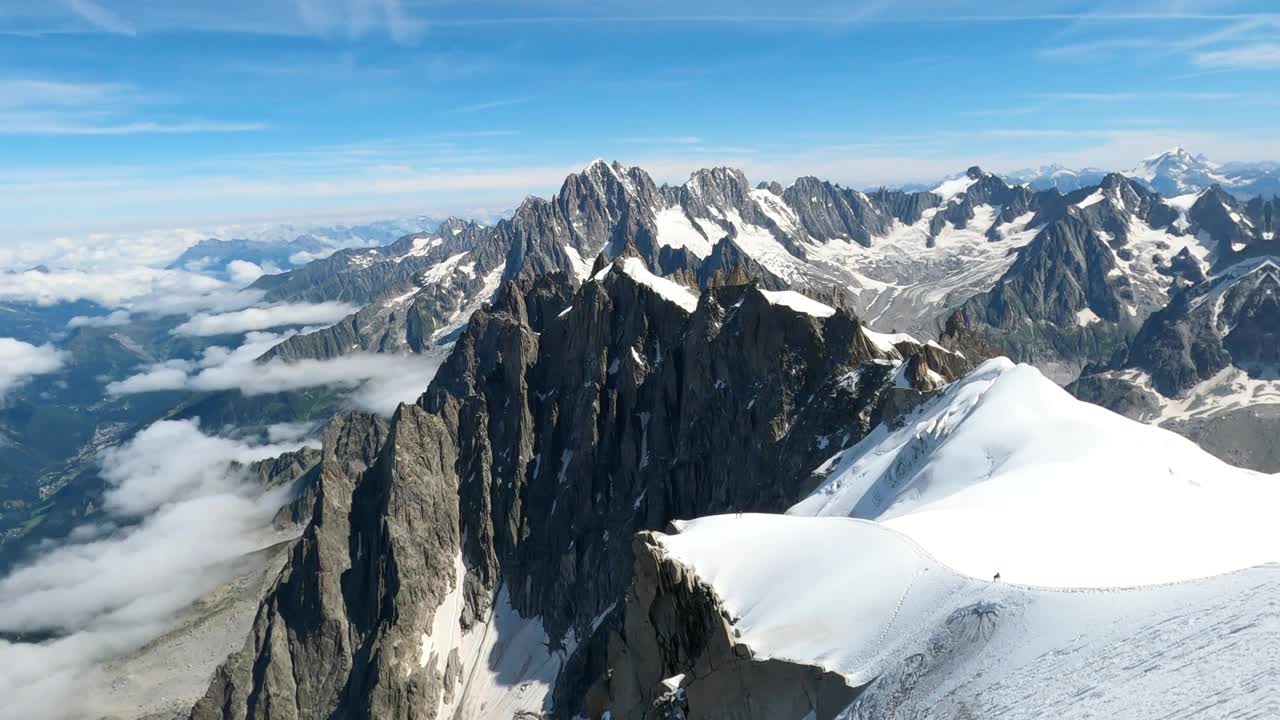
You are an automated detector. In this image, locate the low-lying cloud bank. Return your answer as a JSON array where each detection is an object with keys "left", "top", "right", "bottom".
[
  {"left": 172, "top": 301, "right": 358, "bottom": 336},
  {"left": 0, "top": 337, "right": 67, "bottom": 398},
  {"left": 1, "top": 266, "right": 264, "bottom": 317},
  {"left": 0, "top": 419, "right": 318, "bottom": 720},
  {"left": 107, "top": 330, "right": 443, "bottom": 416}
]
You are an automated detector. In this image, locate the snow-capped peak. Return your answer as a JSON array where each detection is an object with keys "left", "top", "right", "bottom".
[
  {"left": 791, "top": 358, "right": 1278, "bottom": 588},
  {"left": 1142, "top": 146, "right": 1195, "bottom": 164},
  {"left": 1124, "top": 147, "right": 1227, "bottom": 195},
  {"left": 931, "top": 173, "right": 979, "bottom": 202}
]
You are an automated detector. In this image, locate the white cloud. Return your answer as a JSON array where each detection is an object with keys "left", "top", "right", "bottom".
[
  {"left": 293, "top": 0, "right": 424, "bottom": 42},
  {"left": 346, "top": 357, "right": 446, "bottom": 415},
  {"left": 1195, "top": 43, "right": 1280, "bottom": 68},
  {"left": 0, "top": 119, "right": 267, "bottom": 136},
  {"left": 97, "top": 419, "right": 312, "bottom": 517},
  {"left": 226, "top": 259, "right": 269, "bottom": 285},
  {"left": 65, "top": 0, "right": 136, "bottom": 35},
  {"left": 621, "top": 136, "right": 705, "bottom": 144},
  {"left": 0, "top": 418, "right": 317, "bottom": 720},
  {"left": 0, "top": 77, "right": 263, "bottom": 137},
  {"left": 0, "top": 338, "right": 67, "bottom": 397},
  {"left": 265, "top": 420, "right": 321, "bottom": 443},
  {"left": 102, "top": 359, "right": 195, "bottom": 395},
  {"left": 0, "top": 212, "right": 440, "bottom": 274},
  {"left": 288, "top": 248, "right": 334, "bottom": 265},
  {"left": 172, "top": 301, "right": 358, "bottom": 336},
  {"left": 0, "top": 160, "right": 573, "bottom": 243},
  {"left": 66, "top": 309, "right": 131, "bottom": 328},
  {"left": 450, "top": 97, "right": 531, "bottom": 113},
  {"left": 0, "top": 225, "right": 210, "bottom": 271},
  {"left": 0, "top": 267, "right": 265, "bottom": 317},
  {"left": 107, "top": 329, "right": 443, "bottom": 416}
]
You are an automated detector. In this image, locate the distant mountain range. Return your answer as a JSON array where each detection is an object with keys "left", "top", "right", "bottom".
[
  {"left": 987, "top": 147, "right": 1280, "bottom": 198},
  {"left": 246, "top": 159, "right": 1271, "bottom": 382},
  {"left": 165, "top": 216, "right": 448, "bottom": 281}
]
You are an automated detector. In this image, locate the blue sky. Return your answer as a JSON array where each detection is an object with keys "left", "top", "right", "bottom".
[{"left": 1, "top": 0, "right": 1278, "bottom": 244}]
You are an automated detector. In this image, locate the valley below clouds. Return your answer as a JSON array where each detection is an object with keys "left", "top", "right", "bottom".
[{"left": 0, "top": 419, "right": 316, "bottom": 720}]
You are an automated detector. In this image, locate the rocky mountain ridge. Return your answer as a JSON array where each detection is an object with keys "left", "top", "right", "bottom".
[
  {"left": 1070, "top": 256, "right": 1280, "bottom": 471},
  {"left": 250, "top": 159, "right": 1267, "bottom": 382},
  {"left": 189, "top": 254, "right": 971, "bottom": 720}
]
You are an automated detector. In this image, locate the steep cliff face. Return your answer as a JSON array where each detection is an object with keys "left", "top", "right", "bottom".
[
  {"left": 604, "top": 532, "right": 864, "bottom": 720},
  {"left": 942, "top": 214, "right": 1138, "bottom": 382},
  {"left": 191, "top": 260, "right": 970, "bottom": 720}
]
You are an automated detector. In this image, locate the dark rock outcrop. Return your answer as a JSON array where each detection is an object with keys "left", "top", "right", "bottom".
[
  {"left": 604, "top": 532, "right": 863, "bottom": 720},
  {"left": 942, "top": 214, "right": 1138, "bottom": 381}
]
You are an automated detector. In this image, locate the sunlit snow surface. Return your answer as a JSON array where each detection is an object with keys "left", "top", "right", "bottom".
[
  {"left": 791, "top": 358, "right": 1279, "bottom": 587},
  {"left": 654, "top": 358, "right": 1280, "bottom": 718},
  {"left": 759, "top": 289, "right": 835, "bottom": 318},
  {"left": 659, "top": 515, "right": 1278, "bottom": 720},
  {"left": 594, "top": 256, "right": 700, "bottom": 312}
]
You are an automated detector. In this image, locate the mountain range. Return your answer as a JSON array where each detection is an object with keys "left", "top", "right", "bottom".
[
  {"left": 1, "top": 151, "right": 1277, "bottom": 720},
  {"left": 165, "top": 216, "right": 450, "bottom": 280},
  {"left": 997, "top": 146, "right": 1280, "bottom": 198},
  {"left": 239, "top": 155, "right": 1269, "bottom": 388}
]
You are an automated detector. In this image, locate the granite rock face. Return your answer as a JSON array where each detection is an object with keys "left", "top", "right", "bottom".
[
  {"left": 942, "top": 213, "right": 1139, "bottom": 382},
  {"left": 604, "top": 532, "right": 863, "bottom": 720}
]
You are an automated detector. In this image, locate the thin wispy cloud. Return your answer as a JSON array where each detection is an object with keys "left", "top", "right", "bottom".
[
  {"left": 1195, "top": 43, "right": 1280, "bottom": 68},
  {"left": 1037, "top": 90, "right": 1245, "bottom": 102},
  {"left": 0, "top": 118, "right": 267, "bottom": 136},
  {"left": 5, "top": 0, "right": 426, "bottom": 41},
  {"left": 1, "top": 2, "right": 1276, "bottom": 39},
  {"left": 422, "top": 10, "right": 1280, "bottom": 27},
  {"left": 172, "top": 301, "right": 358, "bottom": 336},
  {"left": 450, "top": 97, "right": 532, "bottom": 113},
  {"left": 0, "top": 77, "right": 265, "bottom": 136},
  {"left": 621, "top": 136, "right": 704, "bottom": 144},
  {"left": 65, "top": 0, "right": 135, "bottom": 35},
  {"left": 0, "top": 79, "right": 141, "bottom": 107},
  {"left": 294, "top": 0, "right": 424, "bottom": 43},
  {"left": 690, "top": 145, "right": 758, "bottom": 154},
  {"left": 961, "top": 105, "right": 1041, "bottom": 117},
  {"left": 1039, "top": 14, "right": 1280, "bottom": 70},
  {"left": 1038, "top": 91, "right": 1141, "bottom": 102},
  {"left": 1037, "top": 37, "right": 1163, "bottom": 60}
]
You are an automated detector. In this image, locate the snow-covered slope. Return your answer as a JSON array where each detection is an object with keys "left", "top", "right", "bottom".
[
  {"left": 656, "top": 513, "right": 1277, "bottom": 720},
  {"left": 1125, "top": 147, "right": 1232, "bottom": 197},
  {"left": 791, "top": 358, "right": 1278, "bottom": 587},
  {"left": 645, "top": 357, "right": 1279, "bottom": 718}
]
